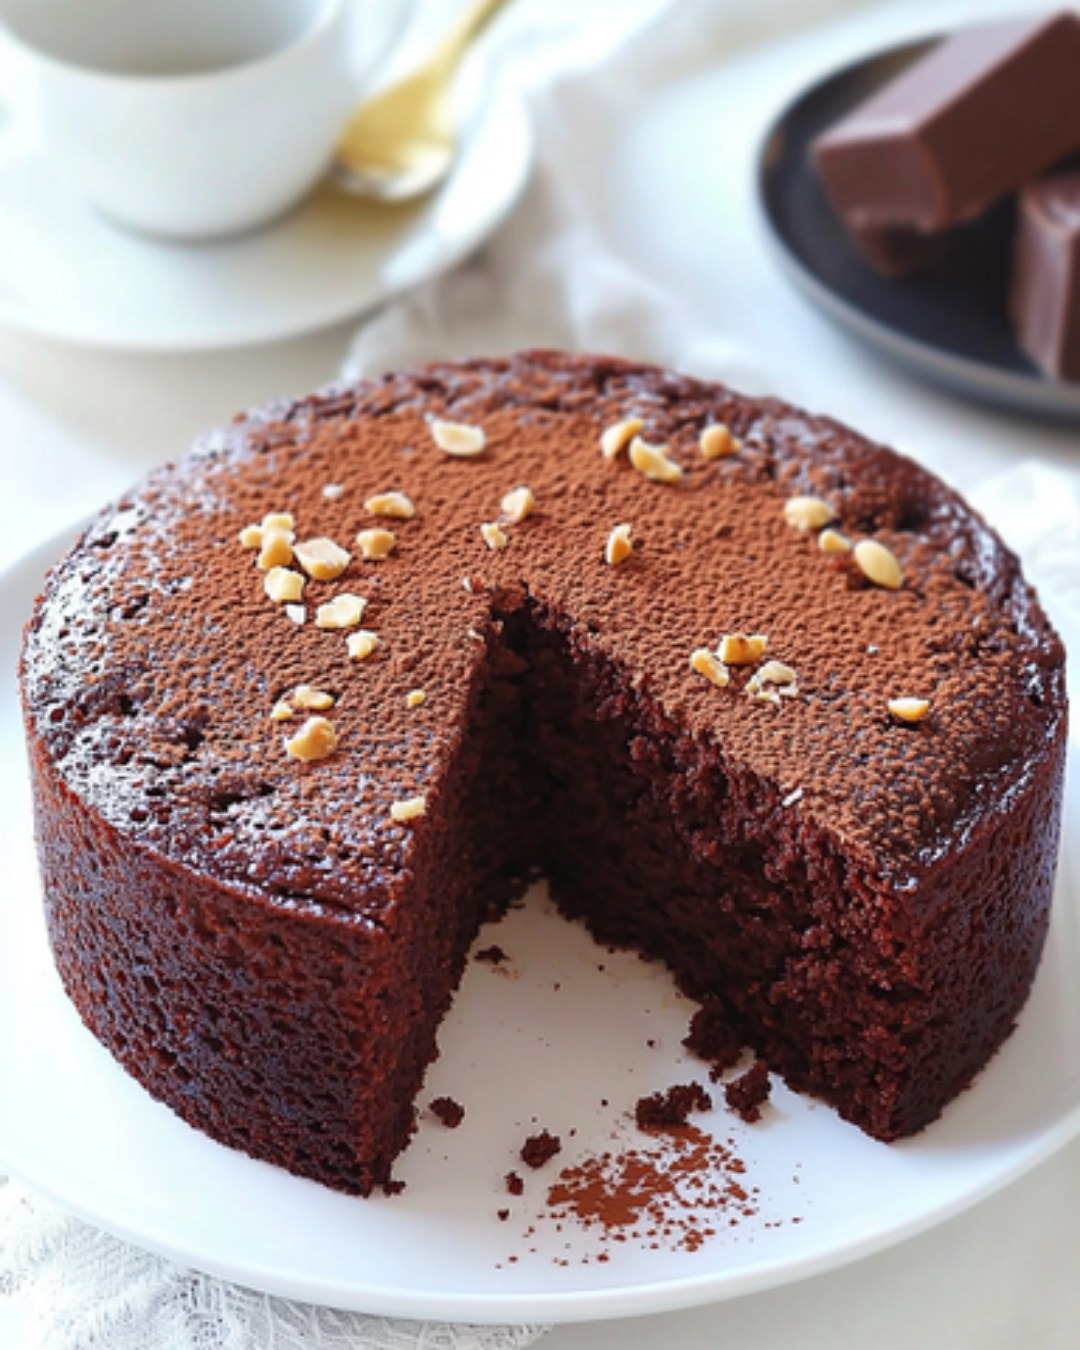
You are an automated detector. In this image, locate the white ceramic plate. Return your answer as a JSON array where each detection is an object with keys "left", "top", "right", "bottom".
[
  {"left": 2, "top": 528, "right": 1079, "bottom": 1325},
  {"left": 0, "top": 77, "right": 532, "bottom": 352}
]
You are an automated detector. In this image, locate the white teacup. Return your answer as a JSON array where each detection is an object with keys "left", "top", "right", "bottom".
[{"left": 0, "top": 0, "right": 414, "bottom": 239}]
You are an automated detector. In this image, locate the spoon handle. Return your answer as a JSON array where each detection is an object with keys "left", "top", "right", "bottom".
[{"left": 432, "top": 0, "right": 515, "bottom": 74}]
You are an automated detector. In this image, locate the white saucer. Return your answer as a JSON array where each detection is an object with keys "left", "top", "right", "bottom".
[{"left": 0, "top": 79, "right": 532, "bottom": 352}]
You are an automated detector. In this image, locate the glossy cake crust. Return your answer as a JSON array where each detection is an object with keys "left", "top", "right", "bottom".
[{"left": 20, "top": 352, "right": 1067, "bottom": 1192}]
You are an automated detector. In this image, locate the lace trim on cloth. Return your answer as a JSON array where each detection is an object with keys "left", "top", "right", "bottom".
[{"left": 0, "top": 1180, "right": 550, "bottom": 1350}]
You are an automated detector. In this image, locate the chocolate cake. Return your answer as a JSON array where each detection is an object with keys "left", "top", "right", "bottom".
[{"left": 20, "top": 352, "right": 1067, "bottom": 1195}]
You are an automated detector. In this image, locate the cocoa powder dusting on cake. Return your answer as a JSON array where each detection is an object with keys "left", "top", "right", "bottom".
[
  {"left": 429, "top": 1096, "right": 465, "bottom": 1128},
  {"left": 634, "top": 1082, "right": 712, "bottom": 1130},
  {"left": 725, "top": 1060, "right": 771, "bottom": 1122},
  {"left": 521, "top": 1130, "right": 562, "bottom": 1169}
]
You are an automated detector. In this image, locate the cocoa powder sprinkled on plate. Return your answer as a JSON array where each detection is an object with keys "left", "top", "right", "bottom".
[{"left": 544, "top": 1124, "right": 757, "bottom": 1255}]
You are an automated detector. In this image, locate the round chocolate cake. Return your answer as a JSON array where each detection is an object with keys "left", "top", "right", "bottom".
[{"left": 20, "top": 352, "right": 1067, "bottom": 1195}]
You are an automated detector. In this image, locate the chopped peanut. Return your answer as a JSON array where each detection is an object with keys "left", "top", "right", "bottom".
[
  {"left": 364, "top": 490, "right": 415, "bottom": 520},
  {"left": 294, "top": 537, "right": 351, "bottom": 581},
  {"left": 257, "top": 529, "right": 294, "bottom": 571},
  {"left": 264, "top": 567, "right": 305, "bottom": 603},
  {"left": 756, "top": 660, "right": 797, "bottom": 686},
  {"left": 293, "top": 685, "right": 335, "bottom": 711},
  {"left": 888, "top": 697, "right": 931, "bottom": 723},
  {"left": 355, "top": 527, "right": 397, "bottom": 561},
  {"left": 718, "top": 633, "right": 768, "bottom": 666},
  {"left": 346, "top": 630, "right": 380, "bottom": 661},
  {"left": 784, "top": 496, "right": 834, "bottom": 532},
  {"left": 747, "top": 660, "right": 799, "bottom": 704},
  {"left": 629, "top": 436, "right": 683, "bottom": 484},
  {"left": 690, "top": 648, "right": 730, "bottom": 687},
  {"left": 284, "top": 716, "right": 338, "bottom": 762},
  {"left": 600, "top": 417, "right": 644, "bottom": 461},
  {"left": 390, "top": 795, "right": 427, "bottom": 823},
  {"left": 432, "top": 420, "right": 486, "bottom": 456},
  {"left": 481, "top": 521, "right": 509, "bottom": 551},
  {"left": 818, "top": 528, "right": 853, "bottom": 555},
  {"left": 500, "top": 485, "right": 536, "bottom": 524},
  {"left": 315, "top": 593, "right": 367, "bottom": 629},
  {"left": 854, "top": 539, "right": 904, "bottom": 590},
  {"left": 262, "top": 512, "right": 295, "bottom": 533},
  {"left": 699, "top": 424, "right": 739, "bottom": 460},
  {"left": 605, "top": 523, "right": 634, "bottom": 566}
]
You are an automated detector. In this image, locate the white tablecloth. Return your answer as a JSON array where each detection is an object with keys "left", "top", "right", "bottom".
[{"left": 2, "top": 0, "right": 1079, "bottom": 1345}]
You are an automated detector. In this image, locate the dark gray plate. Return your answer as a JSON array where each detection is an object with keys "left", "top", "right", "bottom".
[{"left": 758, "top": 38, "right": 1080, "bottom": 422}]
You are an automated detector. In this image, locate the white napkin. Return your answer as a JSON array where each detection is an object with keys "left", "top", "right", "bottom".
[{"left": 5, "top": 0, "right": 1078, "bottom": 1347}]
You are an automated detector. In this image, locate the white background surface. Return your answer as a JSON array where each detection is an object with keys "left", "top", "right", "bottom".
[{"left": 2, "top": 0, "right": 1080, "bottom": 1345}]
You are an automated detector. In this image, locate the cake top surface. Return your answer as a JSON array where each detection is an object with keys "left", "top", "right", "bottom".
[{"left": 21, "top": 351, "right": 1066, "bottom": 914}]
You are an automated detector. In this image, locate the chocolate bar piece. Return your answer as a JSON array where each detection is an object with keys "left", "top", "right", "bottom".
[
  {"left": 814, "top": 13, "right": 1080, "bottom": 235},
  {"left": 847, "top": 224, "right": 943, "bottom": 279},
  {"left": 1010, "top": 172, "right": 1080, "bottom": 381}
]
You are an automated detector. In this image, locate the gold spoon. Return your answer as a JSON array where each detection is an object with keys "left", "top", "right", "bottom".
[{"left": 335, "top": 0, "right": 514, "bottom": 202}]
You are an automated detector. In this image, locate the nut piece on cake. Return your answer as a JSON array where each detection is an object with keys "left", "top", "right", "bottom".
[
  {"left": 718, "top": 633, "right": 768, "bottom": 666},
  {"left": 600, "top": 417, "right": 644, "bottom": 461},
  {"left": 629, "top": 436, "right": 683, "bottom": 484},
  {"left": 854, "top": 539, "right": 904, "bottom": 590},
  {"left": 346, "top": 630, "right": 380, "bottom": 661},
  {"left": 284, "top": 716, "right": 339, "bottom": 762},
  {"left": 315, "top": 593, "right": 367, "bottom": 629},
  {"left": 432, "top": 420, "right": 486, "bottom": 457},
  {"left": 819, "top": 528, "right": 853, "bottom": 555},
  {"left": 264, "top": 567, "right": 305, "bottom": 603},
  {"left": 747, "top": 660, "right": 799, "bottom": 704},
  {"left": 293, "top": 685, "right": 335, "bottom": 711},
  {"left": 480, "top": 522, "right": 509, "bottom": 552},
  {"left": 888, "top": 696, "right": 931, "bottom": 723},
  {"left": 500, "top": 485, "right": 536, "bottom": 524},
  {"left": 604, "top": 523, "right": 633, "bottom": 566},
  {"left": 390, "top": 795, "right": 427, "bottom": 823},
  {"left": 363, "top": 490, "right": 415, "bottom": 520},
  {"left": 699, "top": 424, "right": 739, "bottom": 460},
  {"left": 784, "top": 496, "right": 834, "bottom": 532},
  {"left": 294, "top": 537, "right": 351, "bottom": 581},
  {"left": 355, "top": 528, "right": 397, "bottom": 561},
  {"left": 690, "top": 648, "right": 730, "bottom": 687}
]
